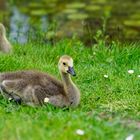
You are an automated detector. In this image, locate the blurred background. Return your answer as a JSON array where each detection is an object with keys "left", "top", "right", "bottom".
[{"left": 0, "top": 0, "right": 140, "bottom": 46}]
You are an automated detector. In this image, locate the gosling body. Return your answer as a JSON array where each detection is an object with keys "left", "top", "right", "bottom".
[
  {"left": 0, "top": 56, "right": 80, "bottom": 107},
  {"left": 0, "top": 23, "right": 12, "bottom": 53}
]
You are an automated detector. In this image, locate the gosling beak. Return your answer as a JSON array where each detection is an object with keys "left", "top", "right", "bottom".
[{"left": 67, "top": 67, "right": 76, "bottom": 76}]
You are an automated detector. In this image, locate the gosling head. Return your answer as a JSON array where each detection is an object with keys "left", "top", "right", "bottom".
[
  {"left": 58, "top": 55, "right": 76, "bottom": 76},
  {"left": 0, "top": 23, "right": 6, "bottom": 37}
]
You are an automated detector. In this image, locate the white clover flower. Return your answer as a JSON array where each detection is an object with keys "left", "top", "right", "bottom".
[
  {"left": 128, "top": 70, "right": 134, "bottom": 74},
  {"left": 125, "top": 134, "right": 134, "bottom": 140},
  {"left": 44, "top": 97, "right": 49, "bottom": 103},
  {"left": 76, "top": 129, "right": 85, "bottom": 135},
  {"left": 8, "top": 97, "right": 12, "bottom": 101},
  {"left": 138, "top": 75, "right": 140, "bottom": 78},
  {"left": 104, "top": 74, "right": 108, "bottom": 78}
]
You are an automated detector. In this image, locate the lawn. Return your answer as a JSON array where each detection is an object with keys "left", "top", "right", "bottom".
[{"left": 0, "top": 40, "right": 140, "bottom": 140}]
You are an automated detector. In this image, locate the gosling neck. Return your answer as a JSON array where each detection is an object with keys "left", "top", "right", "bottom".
[
  {"left": 60, "top": 71, "right": 80, "bottom": 107},
  {"left": 0, "top": 31, "right": 6, "bottom": 41},
  {"left": 60, "top": 72, "right": 73, "bottom": 86}
]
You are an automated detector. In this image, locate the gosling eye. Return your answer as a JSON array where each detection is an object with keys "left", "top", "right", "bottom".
[{"left": 63, "top": 62, "right": 66, "bottom": 66}]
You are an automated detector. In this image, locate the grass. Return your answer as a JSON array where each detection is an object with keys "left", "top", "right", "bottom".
[{"left": 0, "top": 39, "right": 140, "bottom": 140}]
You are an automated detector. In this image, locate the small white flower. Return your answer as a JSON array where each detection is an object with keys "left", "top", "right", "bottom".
[
  {"left": 104, "top": 75, "right": 108, "bottom": 78},
  {"left": 44, "top": 97, "right": 49, "bottom": 103},
  {"left": 125, "top": 134, "right": 134, "bottom": 140},
  {"left": 76, "top": 129, "right": 85, "bottom": 135},
  {"left": 128, "top": 70, "right": 134, "bottom": 74},
  {"left": 138, "top": 75, "right": 140, "bottom": 78},
  {"left": 8, "top": 97, "right": 12, "bottom": 101}
]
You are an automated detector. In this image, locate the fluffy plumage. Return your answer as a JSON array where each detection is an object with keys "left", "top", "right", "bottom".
[
  {"left": 0, "top": 23, "right": 12, "bottom": 53},
  {"left": 0, "top": 55, "right": 80, "bottom": 107}
]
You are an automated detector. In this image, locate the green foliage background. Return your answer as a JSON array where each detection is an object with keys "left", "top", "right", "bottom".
[{"left": 0, "top": 40, "right": 140, "bottom": 139}]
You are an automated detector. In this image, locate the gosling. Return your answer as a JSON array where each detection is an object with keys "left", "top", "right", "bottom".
[
  {"left": 0, "top": 23, "right": 12, "bottom": 53},
  {"left": 0, "top": 55, "right": 80, "bottom": 107}
]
